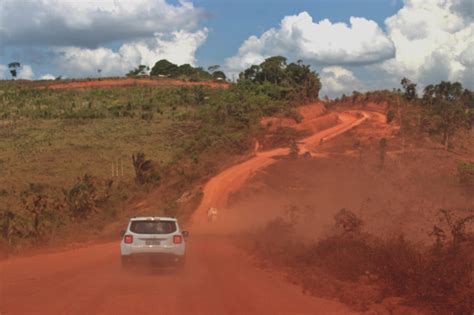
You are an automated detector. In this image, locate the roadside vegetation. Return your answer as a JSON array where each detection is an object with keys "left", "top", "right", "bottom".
[
  {"left": 0, "top": 56, "right": 321, "bottom": 252},
  {"left": 331, "top": 79, "right": 473, "bottom": 152},
  {"left": 234, "top": 77, "right": 473, "bottom": 314},
  {"left": 244, "top": 207, "right": 473, "bottom": 314}
]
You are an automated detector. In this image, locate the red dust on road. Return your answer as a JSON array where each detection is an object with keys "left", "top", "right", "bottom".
[{"left": 0, "top": 103, "right": 379, "bottom": 315}]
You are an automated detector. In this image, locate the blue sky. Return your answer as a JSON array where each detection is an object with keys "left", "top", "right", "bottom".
[
  {"left": 193, "top": 0, "right": 403, "bottom": 67},
  {"left": 0, "top": 0, "right": 472, "bottom": 97}
]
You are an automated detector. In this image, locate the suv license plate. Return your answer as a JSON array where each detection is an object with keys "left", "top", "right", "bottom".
[{"left": 145, "top": 240, "right": 161, "bottom": 245}]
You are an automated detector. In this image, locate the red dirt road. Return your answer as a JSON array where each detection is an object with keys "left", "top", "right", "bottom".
[
  {"left": 0, "top": 237, "right": 355, "bottom": 315},
  {"left": 0, "top": 105, "right": 373, "bottom": 315}
]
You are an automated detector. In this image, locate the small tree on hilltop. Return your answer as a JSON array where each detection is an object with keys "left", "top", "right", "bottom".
[
  {"left": 150, "top": 59, "right": 178, "bottom": 77},
  {"left": 401, "top": 77, "right": 417, "bottom": 101},
  {"left": 208, "top": 65, "right": 220, "bottom": 73},
  {"left": 212, "top": 70, "right": 227, "bottom": 81},
  {"left": 423, "top": 81, "right": 469, "bottom": 150},
  {"left": 8, "top": 62, "right": 21, "bottom": 79},
  {"left": 127, "top": 65, "right": 149, "bottom": 77}
]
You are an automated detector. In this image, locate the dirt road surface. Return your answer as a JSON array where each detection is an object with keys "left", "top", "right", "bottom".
[{"left": 0, "top": 105, "right": 374, "bottom": 315}]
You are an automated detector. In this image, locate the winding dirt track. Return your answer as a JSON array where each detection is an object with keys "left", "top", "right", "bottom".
[{"left": 0, "top": 106, "right": 374, "bottom": 315}]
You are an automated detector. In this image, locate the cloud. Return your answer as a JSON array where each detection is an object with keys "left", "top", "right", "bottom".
[
  {"left": 39, "top": 74, "right": 56, "bottom": 80},
  {"left": 380, "top": 0, "right": 474, "bottom": 89},
  {"left": 17, "top": 65, "right": 35, "bottom": 80},
  {"left": 0, "top": 64, "right": 34, "bottom": 80},
  {"left": 55, "top": 29, "right": 208, "bottom": 77},
  {"left": 0, "top": 65, "right": 8, "bottom": 79},
  {"left": 227, "top": 0, "right": 473, "bottom": 96},
  {"left": 0, "top": 0, "right": 205, "bottom": 48},
  {"left": 225, "top": 12, "right": 395, "bottom": 72},
  {"left": 1, "top": 64, "right": 35, "bottom": 80},
  {"left": 320, "top": 67, "right": 365, "bottom": 98},
  {"left": 452, "top": 0, "right": 474, "bottom": 22}
]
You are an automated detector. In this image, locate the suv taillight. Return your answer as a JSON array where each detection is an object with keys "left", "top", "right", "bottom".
[
  {"left": 124, "top": 235, "right": 133, "bottom": 244},
  {"left": 173, "top": 235, "right": 183, "bottom": 244}
]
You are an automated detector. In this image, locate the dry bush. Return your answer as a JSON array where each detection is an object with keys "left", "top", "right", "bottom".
[
  {"left": 288, "top": 140, "right": 300, "bottom": 159},
  {"left": 245, "top": 207, "right": 474, "bottom": 313},
  {"left": 458, "top": 162, "right": 474, "bottom": 193}
]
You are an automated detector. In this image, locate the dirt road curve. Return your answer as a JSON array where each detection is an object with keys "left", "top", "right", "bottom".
[
  {"left": 192, "top": 110, "right": 369, "bottom": 228},
  {"left": 0, "top": 106, "right": 372, "bottom": 315}
]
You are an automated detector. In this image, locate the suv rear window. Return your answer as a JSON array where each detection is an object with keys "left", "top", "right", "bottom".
[{"left": 129, "top": 220, "right": 177, "bottom": 234}]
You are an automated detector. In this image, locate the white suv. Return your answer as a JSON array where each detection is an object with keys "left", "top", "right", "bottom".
[{"left": 120, "top": 217, "right": 188, "bottom": 268}]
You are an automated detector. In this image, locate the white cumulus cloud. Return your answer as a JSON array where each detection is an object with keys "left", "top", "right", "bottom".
[
  {"left": 0, "top": 0, "right": 205, "bottom": 47},
  {"left": 55, "top": 29, "right": 208, "bottom": 77},
  {"left": 17, "top": 65, "right": 35, "bottom": 80},
  {"left": 226, "top": 0, "right": 474, "bottom": 97},
  {"left": 380, "top": 0, "right": 473, "bottom": 88},
  {"left": 0, "top": 65, "right": 9, "bottom": 80},
  {"left": 0, "top": 0, "right": 209, "bottom": 79},
  {"left": 0, "top": 64, "right": 34, "bottom": 80},
  {"left": 225, "top": 12, "right": 395, "bottom": 72},
  {"left": 320, "top": 66, "right": 364, "bottom": 98}
]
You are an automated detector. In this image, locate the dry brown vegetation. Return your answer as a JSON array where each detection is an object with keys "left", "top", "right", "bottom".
[{"left": 230, "top": 102, "right": 473, "bottom": 314}]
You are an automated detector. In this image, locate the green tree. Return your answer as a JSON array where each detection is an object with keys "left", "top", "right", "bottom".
[
  {"left": 401, "top": 77, "right": 417, "bottom": 101},
  {"left": 212, "top": 70, "right": 226, "bottom": 81},
  {"left": 8, "top": 62, "right": 20, "bottom": 79},
  {"left": 422, "top": 81, "right": 469, "bottom": 150},
  {"left": 238, "top": 56, "right": 321, "bottom": 100},
  {"left": 127, "top": 65, "right": 149, "bottom": 77},
  {"left": 208, "top": 65, "right": 220, "bottom": 73},
  {"left": 150, "top": 59, "right": 178, "bottom": 77},
  {"left": 240, "top": 65, "right": 262, "bottom": 82},
  {"left": 176, "top": 64, "right": 195, "bottom": 77},
  {"left": 260, "top": 56, "right": 287, "bottom": 84}
]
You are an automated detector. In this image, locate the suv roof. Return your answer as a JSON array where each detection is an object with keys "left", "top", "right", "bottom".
[{"left": 130, "top": 216, "right": 177, "bottom": 221}]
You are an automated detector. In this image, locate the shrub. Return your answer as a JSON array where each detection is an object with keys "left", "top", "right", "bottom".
[
  {"left": 132, "top": 152, "right": 160, "bottom": 185},
  {"left": 20, "top": 184, "right": 66, "bottom": 238},
  {"left": 141, "top": 112, "right": 154, "bottom": 121},
  {"left": 245, "top": 208, "right": 473, "bottom": 314},
  {"left": 458, "top": 162, "right": 474, "bottom": 191},
  {"left": 386, "top": 109, "right": 396, "bottom": 123},
  {"left": 64, "top": 175, "right": 110, "bottom": 219},
  {"left": 288, "top": 140, "right": 300, "bottom": 159},
  {"left": 251, "top": 216, "right": 301, "bottom": 265}
]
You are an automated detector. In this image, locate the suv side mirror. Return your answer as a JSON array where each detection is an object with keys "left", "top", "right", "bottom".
[{"left": 182, "top": 231, "right": 189, "bottom": 238}]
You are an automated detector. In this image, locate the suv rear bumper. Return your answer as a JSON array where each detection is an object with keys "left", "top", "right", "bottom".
[
  {"left": 120, "top": 243, "right": 185, "bottom": 256},
  {"left": 122, "top": 253, "right": 185, "bottom": 265}
]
